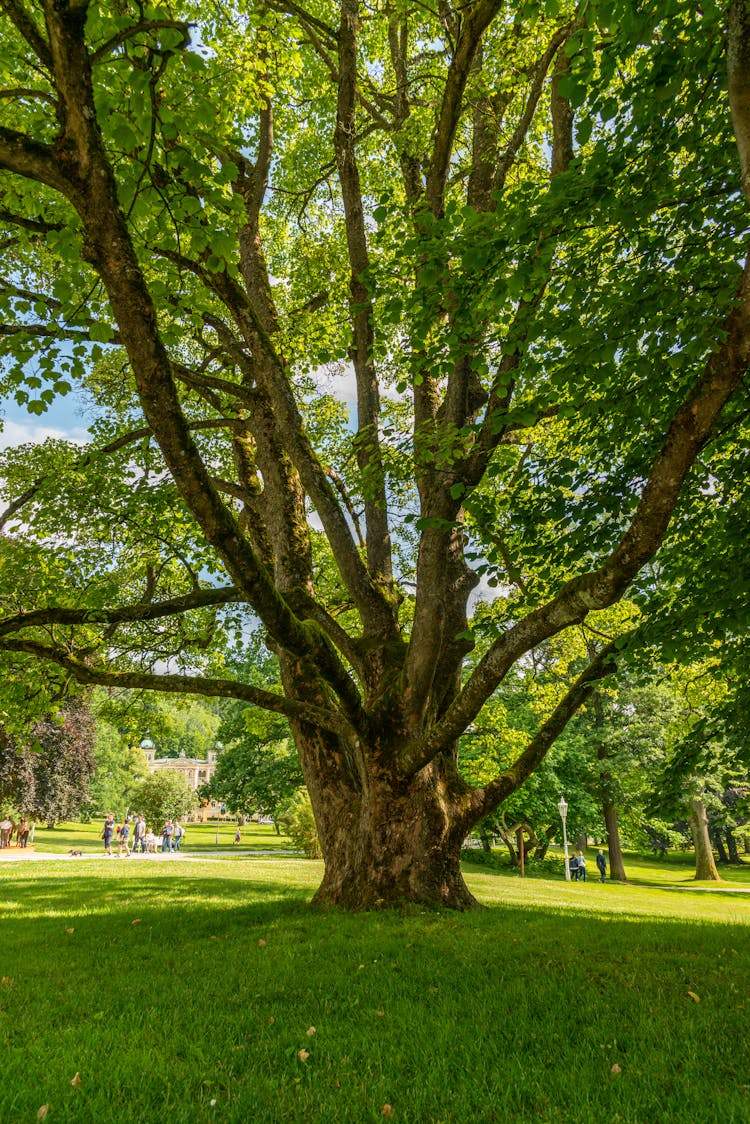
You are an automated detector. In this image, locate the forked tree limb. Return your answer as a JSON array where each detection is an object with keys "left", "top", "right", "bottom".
[{"left": 405, "top": 246, "right": 750, "bottom": 773}]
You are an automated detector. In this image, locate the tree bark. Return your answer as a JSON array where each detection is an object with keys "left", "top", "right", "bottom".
[
  {"left": 726, "top": 827, "right": 742, "bottom": 864},
  {"left": 687, "top": 797, "right": 722, "bottom": 881},
  {"left": 711, "top": 830, "right": 729, "bottom": 864},
  {"left": 603, "top": 801, "right": 627, "bottom": 881},
  {"left": 299, "top": 727, "right": 479, "bottom": 909},
  {"left": 533, "top": 824, "right": 555, "bottom": 861}
]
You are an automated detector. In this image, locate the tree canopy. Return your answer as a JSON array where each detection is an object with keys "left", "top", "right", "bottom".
[
  {"left": 0, "top": 701, "right": 96, "bottom": 825},
  {"left": 0, "top": 0, "right": 748, "bottom": 906},
  {"left": 131, "top": 769, "right": 195, "bottom": 828}
]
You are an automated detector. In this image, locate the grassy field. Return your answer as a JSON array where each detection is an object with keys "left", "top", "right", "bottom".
[
  {"left": 26, "top": 819, "right": 293, "bottom": 854},
  {"left": 0, "top": 851, "right": 749, "bottom": 1123}
]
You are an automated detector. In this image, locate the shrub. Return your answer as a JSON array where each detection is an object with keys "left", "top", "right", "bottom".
[
  {"left": 130, "top": 771, "right": 195, "bottom": 830},
  {"left": 277, "top": 789, "right": 322, "bottom": 858}
]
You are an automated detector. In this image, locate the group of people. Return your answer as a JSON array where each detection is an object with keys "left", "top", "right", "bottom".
[
  {"left": 0, "top": 816, "right": 31, "bottom": 849},
  {"left": 101, "top": 814, "right": 186, "bottom": 856},
  {"left": 569, "top": 849, "right": 608, "bottom": 882}
]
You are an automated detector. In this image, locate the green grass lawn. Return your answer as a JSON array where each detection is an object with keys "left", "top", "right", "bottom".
[
  {"left": 27, "top": 819, "right": 295, "bottom": 854},
  {"left": 1, "top": 853, "right": 749, "bottom": 1123}
]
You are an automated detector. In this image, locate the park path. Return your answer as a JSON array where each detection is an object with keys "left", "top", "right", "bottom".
[{"left": 0, "top": 848, "right": 297, "bottom": 863}]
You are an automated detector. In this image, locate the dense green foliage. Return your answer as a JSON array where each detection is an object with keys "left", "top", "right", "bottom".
[
  {"left": 0, "top": 0, "right": 748, "bottom": 905},
  {"left": 277, "top": 788, "right": 323, "bottom": 858},
  {"left": 86, "top": 720, "right": 147, "bottom": 815},
  {"left": 0, "top": 703, "right": 96, "bottom": 825},
  {"left": 130, "top": 769, "right": 195, "bottom": 828}
]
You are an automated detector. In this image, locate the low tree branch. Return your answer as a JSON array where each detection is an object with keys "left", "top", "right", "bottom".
[
  {"left": 0, "top": 637, "right": 354, "bottom": 738},
  {"left": 0, "top": 586, "right": 242, "bottom": 639}
]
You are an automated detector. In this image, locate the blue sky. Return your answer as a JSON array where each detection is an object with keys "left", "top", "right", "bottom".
[{"left": 0, "top": 391, "right": 93, "bottom": 450}]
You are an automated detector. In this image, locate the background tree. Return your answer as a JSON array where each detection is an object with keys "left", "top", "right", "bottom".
[
  {"left": 276, "top": 789, "right": 323, "bottom": 859},
  {"left": 209, "top": 721, "right": 302, "bottom": 828},
  {"left": 86, "top": 719, "right": 147, "bottom": 816},
  {"left": 0, "top": 0, "right": 749, "bottom": 907},
  {"left": 0, "top": 702, "right": 96, "bottom": 827},
  {"left": 130, "top": 770, "right": 195, "bottom": 829}
]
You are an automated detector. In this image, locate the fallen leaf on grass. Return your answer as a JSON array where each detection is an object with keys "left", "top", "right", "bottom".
[
  {"left": 1, "top": 977, "right": 11, "bottom": 986},
  {"left": 66, "top": 928, "right": 74, "bottom": 935},
  {"left": 306, "top": 1026, "right": 316, "bottom": 1037},
  {"left": 268, "top": 1016, "right": 275, "bottom": 1025},
  {"left": 131, "top": 919, "right": 142, "bottom": 925},
  {"left": 36, "top": 1107, "right": 50, "bottom": 1120},
  {"left": 258, "top": 939, "right": 267, "bottom": 948},
  {"left": 375, "top": 1010, "right": 384, "bottom": 1017},
  {"left": 610, "top": 1064, "right": 622, "bottom": 1076},
  {"left": 298, "top": 1049, "right": 310, "bottom": 1063},
  {"left": 70, "top": 1072, "right": 82, "bottom": 1087},
  {"left": 382, "top": 1105, "right": 395, "bottom": 1117},
  {"left": 687, "top": 991, "right": 701, "bottom": 1003},
  {"left": 209, "top": 1099, "right": 217, "bottom": 1107}
]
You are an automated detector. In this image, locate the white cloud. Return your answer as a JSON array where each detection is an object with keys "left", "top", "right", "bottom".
[{"left": 0, "top": 418, "right": 89, "bottom": 450}]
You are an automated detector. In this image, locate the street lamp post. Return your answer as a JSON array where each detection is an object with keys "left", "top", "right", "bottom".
[{"left": 558, "top": 798, "right": 571, "bottom": 882}]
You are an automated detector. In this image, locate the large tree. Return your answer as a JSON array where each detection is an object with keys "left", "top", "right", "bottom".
[{"left": 0, "top": 0, "right": 749, "bottom": 907}]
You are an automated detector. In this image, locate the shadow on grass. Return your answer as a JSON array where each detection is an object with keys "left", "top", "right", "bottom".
[{"left": 2, "top": 864, "right": 750, "bottom": 1123}]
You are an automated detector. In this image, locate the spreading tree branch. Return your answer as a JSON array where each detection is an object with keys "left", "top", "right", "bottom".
[{"left": 0, "top": 637, "right": 354, "bottom": 738}]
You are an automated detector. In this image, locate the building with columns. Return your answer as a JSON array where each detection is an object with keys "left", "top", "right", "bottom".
[{"left": 140, "top": 737, "right": 226, "bottom": 820}]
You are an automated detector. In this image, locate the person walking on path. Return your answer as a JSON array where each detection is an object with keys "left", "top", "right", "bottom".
[
  {"left": 117, "top": 818, "right": 132, "bottom": 857},
  {"left": 173, "top": 822, "right": 184, "bottom": 851},
  {"left": 101, "top": 813, "right": 115, "bottom": 856},
  {"left": 161, "top": 820, "right": 174, "bottom": 853},
  {"left": 16, "top": 817, "right": 30, "bottom": 848},
  {"left": 576, "top": 850, "right": 587, "bottom": 882},
  {"left": 596, "top": 849, "right": 607, "bottom": 883},
  {"left": 568, "top": 853, "right": 578, "bottom": 881},
  {"left": 234, "top": 826, "right": 241, "bottom": 845},
  {"left": 0, "top": 816, "right": 14, "bottom": 848},
  {"left": 133, "top": 815, "right": 146, "bottom": 853}
]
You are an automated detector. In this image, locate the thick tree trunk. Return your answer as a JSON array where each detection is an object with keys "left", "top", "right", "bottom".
[
  {"left": 533, "top": 825, "right": 555, "bottom": 861},
  {"left": 725, "top": 827, "right": 741, "bottom": 864},
  {"left": 313, "top": 821, "right": 478, "bottom": 909},
  {"left": 687, "top": 797, "right": 722, "bottom": 881},
  {"left": 300, "top": 740, "right": 478, "bottom": 908},
  {"left": 603, "top": 800, "right": 627, "bottom": 881},
  {"left": 711, "top": 830, "right": 729, "bottom": 864}
]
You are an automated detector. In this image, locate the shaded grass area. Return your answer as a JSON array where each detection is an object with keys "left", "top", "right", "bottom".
[
  {"left": 27, "top": 820, "right": 294, "bottom": 854},
  {"left": 467, "top": 844, "right": 750, "bottom": 889},
  {"left": 621, "top": 850, "right": 750, "bottom": 887},
  {"left": 1, "top": 859, "right": 749, "bottom": 1123}
]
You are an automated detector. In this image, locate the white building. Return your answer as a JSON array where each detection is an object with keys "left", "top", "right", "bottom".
[{"left": 139, "top": 738, "right": 227, "bottom": 820}]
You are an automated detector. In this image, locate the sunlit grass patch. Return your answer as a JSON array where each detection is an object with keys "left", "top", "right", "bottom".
[{"left": 1, "top": 856, "right": 749, "bottom": 1121}]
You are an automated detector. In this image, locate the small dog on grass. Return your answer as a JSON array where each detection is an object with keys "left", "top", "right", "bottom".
[{"left": 68, "top": 849, "right": 84, "bottom": 857}]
